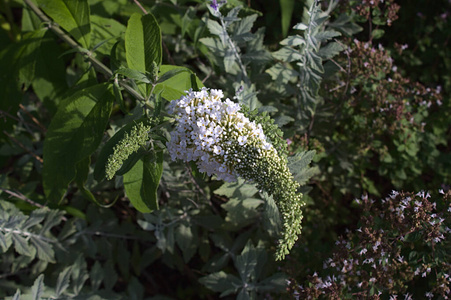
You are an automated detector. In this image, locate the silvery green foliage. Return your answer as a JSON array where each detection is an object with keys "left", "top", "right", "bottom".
[
  {"left": 201, "top": 5, "right": 271, "bottom": 110},
  {"left": 199, "top": 240, "right": 287, "bottom": 299},
  {"left": 266, "top": 0, "right": 359, "bottom": 132},
  {"left": 0, "top": 200, "right": 64, "bottom": 263}
]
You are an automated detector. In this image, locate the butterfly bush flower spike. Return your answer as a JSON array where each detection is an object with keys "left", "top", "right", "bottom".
[{"left": 167, "top": 87, "right": 305, "bottom": 260}]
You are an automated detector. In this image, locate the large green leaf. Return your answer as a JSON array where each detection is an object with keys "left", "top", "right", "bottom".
[
  {"left": 32, "top": 30, "right": 68, "bottom": 116},
  {"left": 154, "top": 65, "right": 203, "bottom": 101},
  {"left": 18, "top": 28, "right": 47, "bottom": 88},
  {"left": 0, "top": 42, "right": 23, "bottom": 141},
  {"left": 43, "top": 84, "right": 114, "bottom": 203},
  {"left": 37, "top": 0, "right": 91, "bottom": 48},
  {"left": 123, "top": 150, "right": 163, "bottom": 213},
  {"left": 125, "top": 12, "right": 162, "bottom": 79},
  {"left": 90, "top": 15, "right": 126, "bottom": 57}
]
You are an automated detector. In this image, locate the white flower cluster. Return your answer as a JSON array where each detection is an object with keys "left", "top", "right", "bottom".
[
  {"left": 167, "top": 87, "right": 272, "bottom": 182},
  {"left": 168, "top": 87, "right": 305, "bottom": 260}
]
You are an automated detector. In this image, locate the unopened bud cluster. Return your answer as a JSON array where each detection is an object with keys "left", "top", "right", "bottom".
[
  {"left": 106, "top": 122, "right": 150, "bottom": 180},
  {"left": 167, "top": 87, "right": 305, "bottom": 259}
]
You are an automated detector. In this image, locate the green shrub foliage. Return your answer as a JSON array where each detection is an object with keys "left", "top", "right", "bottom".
[{"left": 0, "top": 0, "right": 449, "bottom": 299}]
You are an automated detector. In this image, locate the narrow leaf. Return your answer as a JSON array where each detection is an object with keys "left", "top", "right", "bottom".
[
  {"left": 115, "top": 68, "right": 151, "bottom": 84},
  {"left": 56, "top": 266, "right": 72, "bottom": 297},
  {"left": 12, "top": 289, "right": 20, "bottom": 300},
  {"left": 280, "top": 0, "right": 295, "bottom": 37},
  {"left": 71, "top": 254, "right": 88, "bottom": 294},
  {"left": 31, "top": 274, "right": 45, "bottom": 300}
]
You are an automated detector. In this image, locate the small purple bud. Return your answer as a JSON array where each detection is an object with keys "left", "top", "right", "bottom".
[{"left": 210, "top": 0, "right": 218, "bottom": 11}]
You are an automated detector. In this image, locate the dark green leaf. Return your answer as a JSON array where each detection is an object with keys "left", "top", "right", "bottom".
[
  {"left": 371, "top": 29, "right": 385, "bottom": 40},
  {"left": 199, "top": 271, "right": 242, "bottom": 295},
  {"left": 90, "top": 261, "right": 104, "bottom": 291},
  {"left": 175, "top": 224, "right": 197, "bottom": 263},
  {"left": 90, "top": 15, "right": 126, "bottom": 57},
  {"left": 123, "top": 151, "right": 163, "bottom": 213},
  {"left": 37, "top": 0, "right": 91, "bottom": 48},
  {"left": 43, "top": 83, "right": 114, "bottom": 203},
  {"left": 18, "top": 28, "right": 46, "bottom": 88}
]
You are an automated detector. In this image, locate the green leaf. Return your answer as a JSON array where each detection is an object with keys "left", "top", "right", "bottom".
[
  {"left": 37, "top": 0, "right": 91, "bottom": 48},
  {"left": 156, "top": 67, "right": 191, "bottom": 84},
  {"left": 280, "top": 0, "right": 295, "bottom": 37},
  {"left": 71, "top": 254, "right": 88, "bottom": 294},
  {"left": 22, "top": 209, "right": 46, "bottom": 231},
  {"left": 235, "top": 241, "right": 260, "bottom": 282},
  {"left": 115, "top": 67, "right": 151, "bottom": 84},
  {"left": 371, "top": 28, "right": 385, "bottom": 40},
  {"left": 11, "top": 233, "right": 35, "bottom": 258},
  {"left": 288, "top": 150, "right": 318, "bottom": 185},
  {"left": 90, "top": 15, "right": 126, "bottom": 57},
  {"left": 31, "top": 31, "right": 68, "bottom": 116},
  {"left": 175, "top": 223, "right": 197, "bottom": 263},
  {"left": 315, "top": 30, "right": 341, "bottom": 42},
  {"left": 280, "top": 35, "right": 305, "bottom": 47},
  {"left": 31, "top": 274, "right": 45, "bottom": 300},
  {"left": 266, "top": 63, "right": 299, "bottom": 84},
  {"left": 293, "top": 23, "right": 308, "bottom": 30},
  {"left": 55, "top": 266, "right": 72, "bottom": 297},
  {"left": 318, "top": 42, "right": 346, "bottom": 60},
  {"left": 233, "top": 14, "right": 258, "bottom": 42},
  {"left": 18, "top": 28, "right": 47, "bottom": 88},
  {"left": 0, "top": 43, "right": 22, "bottom": 142},
  {"left": 30, "top": 235, "right": 55, "bottom": 263},
  {"left": 43, "top": 83, "right": 114, "bottom": 203},
  {"left": 0, "top": 231, "right": 10, "bottom": 252},
  {"left": 222, "top": 198, "right": 263, "bottom": 230},
  {"left": 305, "top": 50, "right": 324, "bottom": 73},
  {"left": 199, "top": 271, "right": 242, "bottom": 295},
  {"left": 123, "top": 151, "right": 163, "bottom": 213},
  {"left": 155, "top": 65, "right": 203, "bottom": 101},
  {"left": 214, "top": 178, "right": 258, "bottom": 199},
  {"left": 12, "top": 289, "right": 20, "bottom": 300},
  {"left": 125, "top": 12, "right": 162, "bottom": 78},
  {"left": 90, "top": 261, "right": 104, "bottom": 291},
  {"left": 272, "top": 46, "right": 303, "bottom": 63}
]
